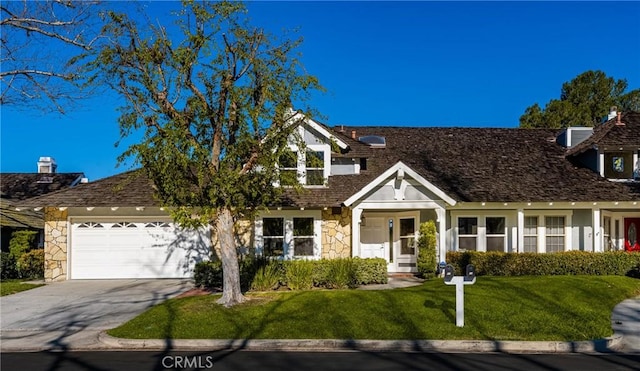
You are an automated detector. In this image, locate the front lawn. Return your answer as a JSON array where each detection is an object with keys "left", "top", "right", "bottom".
[
  {"left": 108, "top": 276, "right": 640, "bottom": 341},
  {"left": 0, "top": 279, "right": 44, "bottom": 296}
]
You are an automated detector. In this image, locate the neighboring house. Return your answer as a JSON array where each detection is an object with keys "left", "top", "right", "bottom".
[
  {"left": 1, "top": 157, "right": 85, "bottom": 252},
  {"left": 20, "top": 112, "right": 640, "bottom": 282}
]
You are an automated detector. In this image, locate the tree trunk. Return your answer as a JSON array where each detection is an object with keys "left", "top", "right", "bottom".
[{"left": 215, "top": 206, "right": 246, "bottom": 307}]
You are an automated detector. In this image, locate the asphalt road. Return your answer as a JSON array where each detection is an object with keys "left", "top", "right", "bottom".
[{"left": 2, "top": 351, "right": 639, "bottom": 371}]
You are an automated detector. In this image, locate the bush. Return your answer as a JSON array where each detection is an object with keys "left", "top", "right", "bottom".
[
  {"left": 251, "top": 261, "right": 283, "bottom": 291},
  {"left": 1, "top": 252, "right": 19, "bottom": 279},
  {"left": 9, "top": 230, "right": 38, "bottom": 260},
  {"left": 417, "top": 220, "right": 437, "bottom": 279},
  {"left": 283, "top": 260, "right": 314, "bottom": 291},
  {"left": 446, "top": 251, "right": 640, "bottom": 276},
  {"left": 323, "top": 259, "right": 357, "bottom": 289},
  {"left": 194, "top": 260, "right": 223, "bottom": 289},
  {"left": 16, "top": 249, "right": 44, "bottom": 279},
  {"left": 194, "top": 257, "right": 388, "bottom": 291},
  {"left": 353, "top": 257, "right": 388, "bottom": 284}
]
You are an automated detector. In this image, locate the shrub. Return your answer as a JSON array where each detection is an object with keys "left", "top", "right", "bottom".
[
  {"left": 417, "top": 220, "right": 437, "bottom": 279},
  {"left": 324, "top": 258, "right": 357, "bottom": 289},
  {"left": 283, "top": 260, "right": 314, "bottom": 290},
  {"left": 16, "top": 249, "right": 44, "bottom": 278},
  {"left": 1, "top": 252, "right": 19, "bottom": 279},
  {"left": 446, "top": 251, "right": 640, "bottom": 276},
  {"left": 194, "top": 260, "right": 223, "bottom": 289},
  {"left": 250, "top": 261, "right": 283, "bottom": 291},
  {"left": 9, "top": 230, "right": 38, "bottom": 260},
  {"left": 353, "top": 257, "right": 388, "bottom": 284},
  {"left": 194, "top": 257, "right": 389, "bottom": 291}
]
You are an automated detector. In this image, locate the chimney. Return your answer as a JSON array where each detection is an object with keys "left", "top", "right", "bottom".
[
  {"left": 351, "top": 130, "right": 356, "bottom": 140},
  {"left": 607, "top": 106, "right": 618, "bottom": 121},
  {"left": 37, "top": 157, "right": 57, "bottom": 174},
  {"left": 616, "top": 111, "right": 624, "bottom": 126}
]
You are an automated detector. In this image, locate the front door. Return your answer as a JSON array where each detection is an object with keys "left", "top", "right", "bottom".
[
  {"left": 360, "top": 217, "right": 388, "bottom": 260},
  {"left": 359, "top": 214, "right": 418, "bottom": 273},
  {"left": 624, "top": 218, "right": 640, "bottom": 251}
]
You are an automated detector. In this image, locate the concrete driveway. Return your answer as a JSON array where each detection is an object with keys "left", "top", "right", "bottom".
[{"left": 0, "top": 279, "right": 193, "bottom": 351}]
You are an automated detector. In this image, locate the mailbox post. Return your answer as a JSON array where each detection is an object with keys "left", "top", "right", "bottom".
[{"left": 443, "top": 264, "right": 476, "bottom": 327}]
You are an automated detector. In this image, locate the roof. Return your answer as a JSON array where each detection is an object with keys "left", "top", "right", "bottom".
[
  {"left": 19, "top": 170, "right": 158, "bottom": 208},
  {"left": 17, "top": 120, "right": 640, "bottom": 209},
  {"left": 567, "top": 111, "right": 640, "bottom": 156},
  {"left": 0, "top": 199, "right": 43, "bottom": 229},
  {"left": 1, "top": 173, "right": 84, "bottom": 200},
  {"left": 326, "top": 126, "right": 640, "bottom": 203}
]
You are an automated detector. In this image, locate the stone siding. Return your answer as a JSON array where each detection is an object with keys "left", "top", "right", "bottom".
[
  {"left": 44, "top": 207, "right": 68, "bottom": 282},
  {"left": 321, "top": 208, "right": 352, "bottom": 259}
]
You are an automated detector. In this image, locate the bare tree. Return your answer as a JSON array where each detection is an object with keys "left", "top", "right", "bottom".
[{"left": 1, "top": 0, "right": 102, "bottom": 113}]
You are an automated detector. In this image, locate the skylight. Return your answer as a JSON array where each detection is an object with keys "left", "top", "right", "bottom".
[{"left": 358, "top": 135, "right": 386, "bottom": 148}]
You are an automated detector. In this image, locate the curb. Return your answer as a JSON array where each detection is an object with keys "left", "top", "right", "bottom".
[{"left": 98, "top": 332, "right": 623, "bottom": 354}]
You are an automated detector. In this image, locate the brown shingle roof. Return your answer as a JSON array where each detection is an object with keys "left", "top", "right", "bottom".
[
  {"left": 567, "top": 111, "right": 640, "bottom": 156},
  {"left": 284, "top": 125, "right": 640, "bottom": 206},
  {"left": 0, "top": 199, "right": 43, "bottom": 229},
  {"left": 19, "top": 170, "right": 158, "bottom": 207},
  {"left": 18, "top": 123, "right": 640, "bottom": 208},
  {"left": 1, "top": 173, "right": 84, "bottom": 200}
]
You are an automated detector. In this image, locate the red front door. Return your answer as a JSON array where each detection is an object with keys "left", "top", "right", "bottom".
[{"left": 624, "top": 218, "right": 640, "bottom": 251}]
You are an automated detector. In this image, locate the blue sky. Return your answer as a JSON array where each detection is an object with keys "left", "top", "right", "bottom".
[{"left": 2, "top": 1, "right": 639, "bottom": 181}]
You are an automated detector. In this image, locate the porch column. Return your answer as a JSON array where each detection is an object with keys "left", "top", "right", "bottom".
[
  {"left": 436, "top": 207, "right": 446, "bottom": 263},
  {"left": 517, "top": 209, "right": 524, "bottom": 253},
  {"left": 593, "top": 208, "right": 601, "bottom": 252},
  {"left": 351, "top": 207, "right": 363, "bottom": 258}
]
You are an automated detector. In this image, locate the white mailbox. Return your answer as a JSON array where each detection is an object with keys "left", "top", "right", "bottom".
[{"left": 443, "top": 264, "right": 476, "bottom": 327}]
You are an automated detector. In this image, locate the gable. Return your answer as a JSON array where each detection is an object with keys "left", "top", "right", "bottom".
[{"left": 344, "top": 161, "right": 456, "bottom": 207}]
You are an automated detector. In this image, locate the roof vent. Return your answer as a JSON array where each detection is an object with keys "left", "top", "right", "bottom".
[
  {"left": 36, "top": 176, "right": 54, "bottom": 184},
  {"left": 37, "top": 157, "right": 57, "bottom": 174},
  {"left": 358, "top": 135, "right": 386, "bottom": 148}
]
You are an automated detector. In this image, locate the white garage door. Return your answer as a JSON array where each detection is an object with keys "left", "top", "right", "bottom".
[{"left": 70, "top": 220, "right": 210, "bottom": 279}]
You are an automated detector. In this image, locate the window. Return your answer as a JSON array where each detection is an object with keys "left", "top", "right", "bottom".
[
  {"left": 523, "top": 216, "right": 538, "bottom": 253},
  {"left": 145, "top": 222, "right": 171, "bottom": 228},
  {"left": 278, "top": 151, "right": 298, "bottom": 186},
  {"left": 604, "top": 216, "right": 612, "bottom": 251},
  {"left": 278, "top": 149, "right": 326, "bottom": 186},
  {"left": 305, "top": 151, "right": 325, "bottom": 185},
  {"left": 293, "top": 218, "right": 314, "bottom": 256},
  {"left": 486, "top": 217, "right": 506, "bottom": 252},
  {"left": 77, "top": 222, "right": 104, "bottom": 228},
  {"left": 112, "top": 222, "right": 137, "bottom": 228},
  {"left": 545, "top": 216, "right": 565, "bottom": 252},
  {"left": 399, "top": 218, "right": 416, "bottom": 255},
  {"left": 263, "top": 218, "right": 284, "bottom": 257},
  {"left": 604, "top": 152, "right": 633, "bottom": 179},
  {"left": 458, "top": 217, "right": 478, "bottom": 251}
]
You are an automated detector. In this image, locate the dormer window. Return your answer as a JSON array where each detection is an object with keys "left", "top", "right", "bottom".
[
  {"left": 278, "top": 151, "right": 298, "bottom": 186},
  {"left": 304, "top": 151, "right": 324, "bottom": 185},
  {"left": 278, "top": 149, "right": 328, "bottom": 186},
  {"left": 605, "top": 152, "right": 633, "bottom": 179}
]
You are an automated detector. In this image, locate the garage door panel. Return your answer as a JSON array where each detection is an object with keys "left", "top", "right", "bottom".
[{"left": 70, "top": 220, "right": 210, "bottom": 279}]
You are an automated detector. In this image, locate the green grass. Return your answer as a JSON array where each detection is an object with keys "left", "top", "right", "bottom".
[
  {"left": 0, "top": 279, "right": 44, "bottom": 296},
  {"left": 108, "top": 276, "right": 640, "bottom": 341}
]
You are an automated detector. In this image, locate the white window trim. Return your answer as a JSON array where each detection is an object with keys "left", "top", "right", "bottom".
[
  {"left": 523, "top": 216, "right": 539, "bottom": 253},
  {"left": 255, "top": 210, "right": 322, "bottom": 259},
  {"left": 485, "top": 216, "right": 507, "bottom": 252},
  {"left": 456, "top": 216, "right": 479, "bottom": 252},
  {"left": 452, "top": 213, "right": 509, "bottom": 252},
  {"left": 523, "top": 211, "right": 572, "bottom": 253}
]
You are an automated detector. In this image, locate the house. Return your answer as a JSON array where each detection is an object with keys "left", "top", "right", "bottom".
[
  {"left": 1, "top": 157, "right": 85, "bottom": 251},
  {"left": 20, "top": 111, "right": 640, "bottom": 281}
]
